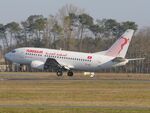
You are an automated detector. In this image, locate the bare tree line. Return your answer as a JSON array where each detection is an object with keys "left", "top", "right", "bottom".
[{"left": 0, "top": 4, "right": 149, "bottom": 73}]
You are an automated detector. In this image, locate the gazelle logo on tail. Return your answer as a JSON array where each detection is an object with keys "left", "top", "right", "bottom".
[
  {"left": 106, "top": 37, "right": 129, "bottom": 57},
  {"left": 105, "top": 29, "right": 134, "bottom": 58},
  {"left": 119, "top": 37, "right": 129, "bottom": 54}
]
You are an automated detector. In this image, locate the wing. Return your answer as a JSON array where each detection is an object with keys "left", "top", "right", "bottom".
[{"left": 44, "top": 58, "right": 67, "bottom": 71}]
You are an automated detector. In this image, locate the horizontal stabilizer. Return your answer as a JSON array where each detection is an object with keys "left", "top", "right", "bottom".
[
  {"left": 112, "top": 57, "right": 145, "bottom": 63},
  {"left": 128, "top": 58, "right": 145, "bottom": 61}
]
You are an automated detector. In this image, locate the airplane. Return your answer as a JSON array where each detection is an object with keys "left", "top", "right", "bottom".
[{"left": 4, "top": 29, "right": 144, "bottom": 77}]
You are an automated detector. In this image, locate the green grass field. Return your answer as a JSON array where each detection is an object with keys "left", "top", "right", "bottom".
[{"left": 0, "top": 72, "right": 150, "bottom": 113}]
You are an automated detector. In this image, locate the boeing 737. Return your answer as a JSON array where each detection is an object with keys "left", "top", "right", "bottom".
[{"left": 5, "top": 29, "right": 144, "bottom": 77}]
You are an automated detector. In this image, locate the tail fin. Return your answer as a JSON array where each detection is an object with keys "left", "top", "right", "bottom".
[{"left": 105, "top": 29, "right": 134, "bottom": 58}]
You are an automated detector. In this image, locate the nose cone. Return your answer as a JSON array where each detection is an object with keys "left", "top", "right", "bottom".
[
  {"left": 5, "top": 53, "right": 8, "bottom": 60},
  {"left": 5, "top": 53, "right": 11, "bottom": 61}
]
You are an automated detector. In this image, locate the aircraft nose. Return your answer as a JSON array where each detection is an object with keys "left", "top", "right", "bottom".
[
  {"left": 5, "top": 53, "right": 8, "bottom": 60},
  {"left": 5, "top": 53, "right": 11, "bottom": 61}
]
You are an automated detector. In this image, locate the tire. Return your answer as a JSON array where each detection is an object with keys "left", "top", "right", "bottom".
[
  {"left": 56, "top": 71, "right": 63, "bottom": 76},
  {"left": 67, "top": 71, "right": 74, "bottom": 77}
]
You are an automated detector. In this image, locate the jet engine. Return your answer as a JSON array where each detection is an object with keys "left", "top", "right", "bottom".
[{"left": 31, "top": 61, "right": 44, "bottom": 70}]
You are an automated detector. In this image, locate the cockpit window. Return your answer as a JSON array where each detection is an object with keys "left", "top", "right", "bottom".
[{"left": 11, "top": 50, "right": 16, "bottom": 53}]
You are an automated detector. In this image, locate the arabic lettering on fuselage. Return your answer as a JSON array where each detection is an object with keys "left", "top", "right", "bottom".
[{"left": 46, "top": 52, "right": 67, "bottom": 56}]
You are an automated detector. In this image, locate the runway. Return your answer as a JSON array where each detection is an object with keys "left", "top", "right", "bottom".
[{"left": 0, "top": 72, "right": 150, "bottom": 82}]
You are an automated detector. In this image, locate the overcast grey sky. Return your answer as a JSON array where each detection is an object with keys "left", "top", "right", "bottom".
[{"left": 0, "top": 0, "right": 149, "bottom": 27}]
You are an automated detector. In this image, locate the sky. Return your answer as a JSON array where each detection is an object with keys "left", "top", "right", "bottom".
[{"left": 0, "top": 0, "right": 150, "bottom": 28}]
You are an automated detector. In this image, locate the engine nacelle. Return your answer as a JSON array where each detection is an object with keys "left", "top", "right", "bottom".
[{"left": 31, "top": 61, "right": 44, "bottom": 70}]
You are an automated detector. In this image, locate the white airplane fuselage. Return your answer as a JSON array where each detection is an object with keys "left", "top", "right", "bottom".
[{"left": 5, "top": 47, "right": 116, "bottom": 72}]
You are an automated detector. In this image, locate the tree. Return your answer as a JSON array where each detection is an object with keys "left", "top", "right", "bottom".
[
  {"left": 89, "top": 24, "right": 102, "bottom": 38},
  {"left": 51, "top": 22, "right": 62, "bottom": 49},
  {"left": 121, "top": 21, "right": 138, "bottom": 31},
  {"left": 21, "top": 15, "right": 46, "bottom": 47},
  {"left": 44, "top": 15, "right": 58, "bottom": 48},
  {"left": 0, "top": 24, "right": 9, "bottom": 50},
  {"left": 78, "top": 13, "right": 94, "bottom": 51},
  {"left": 57, "top": 4, "right": 84, "bottom": 50},
  {"left": 5, "top": 22, "right": 21, "bottom": 47},
  {"left": 33, "top": 18, "right": 47, "bottom": 47},
  {"left": 21, "top": 21, "right": 29, "bottom": 46},
  {"left": 103, "top": 19, "right": 120, "bottom": 38}
]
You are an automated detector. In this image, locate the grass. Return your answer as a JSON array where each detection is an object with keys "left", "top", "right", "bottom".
[
  {"left": 0, "top": 108, "right": 150, "bottom": 113},
  {"left": 0, "top": 73, "right": 150, "bottom": 113}
]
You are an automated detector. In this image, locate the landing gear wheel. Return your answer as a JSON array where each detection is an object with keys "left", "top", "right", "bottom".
[
  {"left": 67, "top": 71, "right": 74, "bottom": 77},
  {"left": 56, "top": 71, "right": 63, "bottom": 76}
]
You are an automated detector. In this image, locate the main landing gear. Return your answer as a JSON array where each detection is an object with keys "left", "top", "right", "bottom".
[
  {"left": 56, "top": 70, "right": 63, "bottom": 76},
  {"left": 56, "top": 70, "right": 74, "bottom": 77},
  {"left": 67, "top": 71, "right": 74, "bottom": 77}
]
